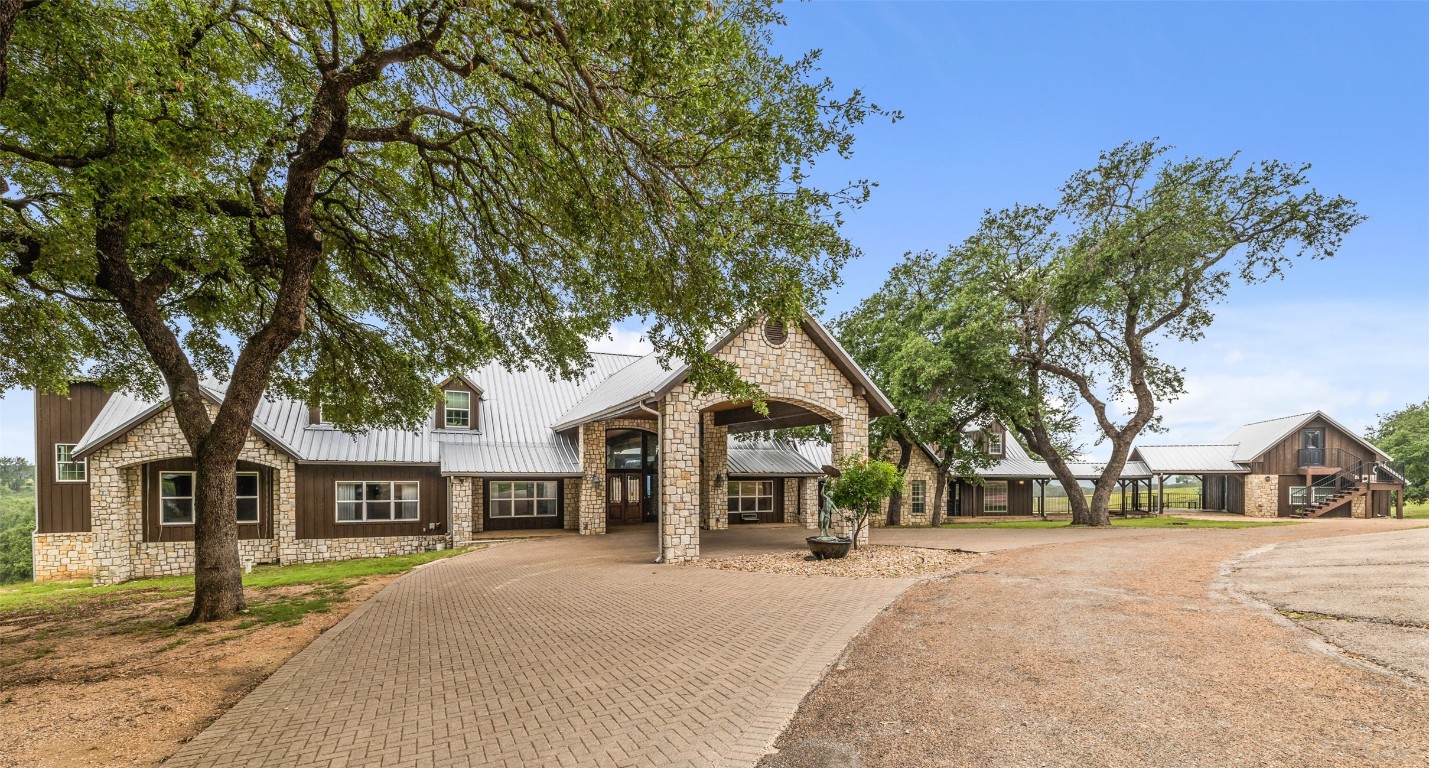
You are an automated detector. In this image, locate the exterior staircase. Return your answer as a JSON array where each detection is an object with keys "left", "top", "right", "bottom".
[{"left": 1299, "top": 482, "right": 1366, "bottom": 518}]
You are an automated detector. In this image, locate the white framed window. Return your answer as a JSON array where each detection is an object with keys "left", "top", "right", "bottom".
[
  {"left": 444, "top": 390, "right": 471, "bottom": 428},
  {"left": 911, "top": 480, "right": 927, "bottom": 516},
  {"left": 984, "top": 480, "right": 1009, "bottom": 513},
  {"left": 489, "top": 480, "right": 559, "bottom": 517},
  {"left": 236, "top": 472, "right": 260, "bottom": 523},
  {"left": 336, "top": 481, "right": 420, "bottom": 522},
  {"left": 987, "top": 432, "right": 1004, "bottom": 456},
  {"left": 160, "top": 471, "right": 196, "bottom": 525},
  {"left": 727, "top": 480, "right": 775, "bottom": 514},
  {"left": 55, "top": 443, "right": 87, "bottom": 482}
]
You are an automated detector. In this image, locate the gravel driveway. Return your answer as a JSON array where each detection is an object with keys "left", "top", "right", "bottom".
[{"left": 762, "top": 519, "right": 1429, "bottom": 768}]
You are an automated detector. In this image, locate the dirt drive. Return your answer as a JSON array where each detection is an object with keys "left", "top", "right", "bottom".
[{"left": 763, "top": 519, "right": 1429, "bottom": 768}]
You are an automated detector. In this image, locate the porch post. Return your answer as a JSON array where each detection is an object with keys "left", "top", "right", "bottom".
[
  {"left": 699, "top": 412, "right": 729, "bottom": 530},
  {"left": 659, "top": 394, "right": 701, "bottom": 562},
  {"left": 830, "top": 415, "right": 869, "bottom": 543},
  {"left": 578, "top": 421, "right": 607, "bottom": 535},
  {"left": 1397, "top": 488, "right": 1404, "bottom": 519},
  {"left": 1039, "top": 479, "right": 1046, "bottom": 517},
  {"left": 1158, "top": 475, "right": 1165, "bottom": 515}
]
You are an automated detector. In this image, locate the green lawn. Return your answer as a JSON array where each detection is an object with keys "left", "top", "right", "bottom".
[
  {"left": 940, "top": 515, "right": 1294, "bottom": 530},
  {"left": 0, "top": 546, "right": 474, "bottom": 618},
  {"left": 1403, "top": 501, "right": 1429, "bottom": 519}
]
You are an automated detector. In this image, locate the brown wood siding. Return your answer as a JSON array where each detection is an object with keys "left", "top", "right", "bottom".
[
  {"left": 1275, "top": 474, "right": 1307, "bottom": 517},
  {"left": 139, "top": 458, "right": 273, "bottom": 542},
  {"left": 1372, "top": 490, "right": 1391, "bottom": 517},
  {"left": 34, "top": 383, "right": 111, "bottom": 533},
  {"left": 1226, "top": 475, "right": 1245, "bottom": 515},
  {"left": 1008, "top": 480, "right": 1034, "bottom": 515},
  {"left": 954, "top": 479, "right": 1035, "bottom": 516},
  {"left": 295, "top": 464, "right": 445, "bottom": 539},
  {"left": 1250, "top": 417, "right": 1383, "bottom": 475},
  {"left": 435, "top": 378, "right": 479, "bottom": 431},
  {"left": 728, "top": 477, "right": 783, "bottom": 524}
]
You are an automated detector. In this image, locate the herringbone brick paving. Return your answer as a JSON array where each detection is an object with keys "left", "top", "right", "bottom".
[{"left": 166, "top": 525, "right": 913, "bottom": 767}]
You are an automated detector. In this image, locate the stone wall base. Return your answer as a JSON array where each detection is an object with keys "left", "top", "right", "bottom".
[
  {"left": 279, "top": 535, "right": 448, "bottom": 566},
  {"left": 32, "top": 532, "right": 95, "bottom": 582},
  {"left": 1244, "top": 474, "right": 1279, "bottom": 517}
]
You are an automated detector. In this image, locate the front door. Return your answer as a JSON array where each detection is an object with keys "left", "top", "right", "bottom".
[{"left": 606, "top": 472, "right": 644, "bottom": 525}]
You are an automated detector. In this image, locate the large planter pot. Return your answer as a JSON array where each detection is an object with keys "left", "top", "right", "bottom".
[{"left": 806, "top": 535, "right": 853, "bottom": 560}]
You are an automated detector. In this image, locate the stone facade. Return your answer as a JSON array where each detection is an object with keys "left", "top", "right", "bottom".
[
  {"left": 783, "top": 478, "right": 800, "bottom": 524},
  {"left": 579, "top": 417, "right": 656, "bottom": 536},
  {"left": 450, "top": 476, "right": 475, "bottom": 544},
  {"left": 1245, "top": 474, "right": 1279, "bottom": 518},
  {"left": 1350, "top": 494, "right": 1368, "bottom": 519},
  {"left": 800, "top": 478, "right": 821, "bottom": 530},
  {"left": 32, "top": 532, "right": 94, "bottom": 581},
  {"left": 659, "top": 321, "right": 870, "bottom": 561},
  {"left": 876, "top": 440, "right": 940, "bottom": 527}
]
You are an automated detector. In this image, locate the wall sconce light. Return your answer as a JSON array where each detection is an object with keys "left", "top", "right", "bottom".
[
  {"left": 589, "top": 471, "right": 602, "bottom": 486},
  {"left": 1017, "top": 480, "right": 1025, "bottom": 485},
  {"left": 714, "top": 472, "right": 725, "bottom": 486}
]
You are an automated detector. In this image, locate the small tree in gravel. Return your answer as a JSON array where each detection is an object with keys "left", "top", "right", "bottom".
[{"left": 828, "top": 456, "right": 903, "bottom": 550}]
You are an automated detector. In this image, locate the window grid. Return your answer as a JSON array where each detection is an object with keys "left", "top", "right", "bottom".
[
  {"left": 727, "top": 480, "right": 775, "bottom": 514},
  {"left": 987, "top": 433, "right": 1003, "bottom": 455},
  {"left": 160, "top": 471, "right": 195, "bottom": 525},
  {"left": 236, "top": 472, "right": 260, "bottom": 523},
  {"left": 984, "top": 480, "right": 1009, "bottom": 513},
  {"left": 336, "top": 481, "right": 421, "bottom": 522},
  {"left": 910, "top": 479, "right": 927, "bottom": 516},
  {"left": 444, "top": 390, "right": 471, "bottom": 428},
  {"left": 489, "top": 480, "right": 559, "bottom": 518},
  {"left": 55, "top": 444, "right": 87, "bottom": 482}
]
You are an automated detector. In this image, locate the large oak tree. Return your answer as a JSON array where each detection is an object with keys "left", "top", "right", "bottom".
[{"left": 0, "top": 1, "right": 891, "bottom": 619}]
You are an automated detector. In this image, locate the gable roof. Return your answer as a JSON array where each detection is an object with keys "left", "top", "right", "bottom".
[
  {"left": 550, "top": 313, "right": 894, "bottom": 432},
  {"left": 727, "top": 438, "right": 824, "bottom": 477},
  {"left": 1222, "top": 410, "right": 1387, "bottom": 463}
]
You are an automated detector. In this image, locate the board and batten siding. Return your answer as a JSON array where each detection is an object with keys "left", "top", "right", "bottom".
[
  {"left": 955, "top": 479, "right": 1034, "bottom": 516},
  {"left": 1249, "top": 417, "right": 1384, "bottom": 475},
  {"left": 35, "top": 382, "right": 111, "bottom": 533},
  {"left": 294, "top": 463, "right": 445, "bottom": 539},
  {"left": 139, "top": 458, "right": 274, "bottom": 542},
  {"left": 435, "top": 377, "right": 480, "bottom": 432}
]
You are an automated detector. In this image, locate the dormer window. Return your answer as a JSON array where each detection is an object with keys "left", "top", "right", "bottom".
[
  {"left": 444, "top": 390, "right": 471, "bottom": 429},
  {"left": 987, "top": 431, "right": 1004, "bottom": 456}
]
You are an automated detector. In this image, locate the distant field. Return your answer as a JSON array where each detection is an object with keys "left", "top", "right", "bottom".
[{"left": 1403, "top": 502, "right": 1429, "bottom": 519}]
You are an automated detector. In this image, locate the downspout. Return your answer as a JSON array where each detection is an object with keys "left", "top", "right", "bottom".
[{"left": 636, "top": 396, "right": 663, "bottom": 563}]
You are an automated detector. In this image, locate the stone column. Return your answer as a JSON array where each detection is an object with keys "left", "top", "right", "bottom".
[
  {"left": 579, "top": 421, "right": 607, "bottom": 535},
  {"left": 700, "top": 412, "right": 729, "bottom": 530},
  {"left": 90, "top": 459, "right": 136, "bottom": 585},
  {"left": 800, "top": 477, "right": 820, "bottom": 529},
  {"left": 660, "top": 394, "right": 700, "bottom": 562},
  {"left": 783, "top": 478, "right": 799, "bottom": 523},
  {"left": 273, "top": 462, "right": 298, "bottom": 564},
  {"left": 450, "top": 477, "right": 474, "bottom": 545},
  {"left": 829, "top": 415, "right": 870, "bottom": 544},
  {"left": 563, "top": 478, "right": 580, "bottom": 530},
  {"left": 1245, "top": 474, "right": 1279, "bottom": 518},
  {"left": 1350, "top": 494, "right": 1368, "bottom": 519}
]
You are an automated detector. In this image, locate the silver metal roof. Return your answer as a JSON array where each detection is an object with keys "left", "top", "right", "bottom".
[
  {"left": 440, "top": 441, "right": 581, "bottom": 476},
  {"left": 1222, "top": 410, "right": 1387, "bottom": 463},
  {"left": 550, "top": 352, "right": 677, "bottom": 430},
  {"left": 726, "top": 439, "right": 823, "bottom": 476},
  {"left": 1064, "top": 460, "right": 1152, "bottom": 480},
  {"left": 1132, "top": 445, "right": 1245, "bottom": 474}
]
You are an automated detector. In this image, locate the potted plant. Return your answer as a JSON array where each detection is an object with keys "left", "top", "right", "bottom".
[{"left": 807, "top": 455, "right": 903, "bottom": 559}]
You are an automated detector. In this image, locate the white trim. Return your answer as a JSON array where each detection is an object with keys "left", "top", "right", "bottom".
[
  {"left": 910, "top": 479, "right": 927, "bottom": 516},
  {"left": 727, "top": 479, "right": 776, "bottom": 514},
  {"left": 159, "top": 470, "right": 196, "bottom": 526},
  {"left": 983, "top": 480, "right": 1009, "bottom": 514},
  {"left": 335, "top": 479, "right": 421, "bottom": 523},
  {"left": 443, "top": 390, "right": 471, "bottom": 429},
  {"left": 54, "top": 443, "right": 87, "bottom": 483},
  {"left": 987, "top": 433, "right": 1004, "bottom": 457},
  {"left": 236, "top": 471, "right": 261, "bottom": 525}
]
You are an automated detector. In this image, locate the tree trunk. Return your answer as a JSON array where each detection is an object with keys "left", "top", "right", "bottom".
[
  {"left": 886, "top": 436, "right": 912, "bottom": 525},
  {"left": 930, "top": 469, "right": 948, "bottom": 527},
  {"left": 187, "top": 450, "right": 245, "bottom": 622},
  {"left": 1085, "top": 477, "right": 1114, "bottom": 528}
]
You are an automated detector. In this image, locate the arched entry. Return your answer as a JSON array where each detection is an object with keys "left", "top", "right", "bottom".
[{"left": 605, "top": 428, "right": 657, "bottom": 525}]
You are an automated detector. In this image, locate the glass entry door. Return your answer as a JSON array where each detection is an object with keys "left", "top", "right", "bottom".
[{"left": 606, "top": 472, "right": 644, "bottom": 525}]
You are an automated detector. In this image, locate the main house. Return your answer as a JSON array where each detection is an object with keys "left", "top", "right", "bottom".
[{"left": 32, "top": 315, "right": 895, "bottom": 584}]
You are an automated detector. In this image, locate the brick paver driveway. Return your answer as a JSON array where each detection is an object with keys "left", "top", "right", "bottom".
[{"left": 167, "top": 525, "right": 914, "bottom": 768}]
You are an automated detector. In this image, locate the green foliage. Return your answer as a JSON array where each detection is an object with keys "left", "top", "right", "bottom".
[
  {"left": 0, "top": 486, "right": 33, "bottom": 583},
  {"left": 0, "top": 1, "right": 892, "bottom": 420},
  {"left": 886, "top": 140, "right": 1363, "bottom": 524},
  {"left": 0, "top": 457, "right": 32, "bottom": 492},
  {"left": 827, "top": 454, "right": 902, "bottom": 547},
  {"left": 1368, "top": 399, "right": 1429, "bottom": 503}
]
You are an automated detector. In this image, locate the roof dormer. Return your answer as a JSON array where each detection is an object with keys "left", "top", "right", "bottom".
[{"left": 436, "top": 374, "right": 483, "bottom": 432}]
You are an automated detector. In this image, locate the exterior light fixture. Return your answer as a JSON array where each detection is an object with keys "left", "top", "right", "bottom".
[
  {"left": 589, "top": 471, "right": 602, "bottom": 486},
  {"left": 714, "top": 472, "right": 725, "bottom": 486}
]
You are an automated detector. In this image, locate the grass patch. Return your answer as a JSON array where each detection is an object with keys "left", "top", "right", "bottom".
[
  {"left": 939, "top": 515, "right": 1294, "bottom": 530},
  {"left": 0, "top": 546, "right": 473, "bottom": 617},
  {"left": 1401, "top": 501, "right": 1429, "bottom": 519}
]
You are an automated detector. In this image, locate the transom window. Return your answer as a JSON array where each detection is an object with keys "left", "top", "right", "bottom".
[
  {"left": 727, "top": 480, "right": 775, "bottom": 514},
  {"left": 444, "top": 390, "right": 471, "bottom": 428},
  {"left": 489, "top": 480, "right": 559, "bottom": 517},
  {"left": 1301, "top": 428, "right": 1325, "bottom": 450},
  {"left": 337, "top": 481, "right": 420, "bottom": 522},
  {"left": 910, "top": 480, "right": 927, "bottom": 516},
  {"left": 605, "top": 429, "right": 656, "bottom": 471},
  {"left": 160, "top": 471, "right": 264, "bottom": 525},
  {"left": 55, "top": 444, "right": 86, "bottom": 482},
  {"left": 987, "top": 432, "right": 1004, "bottom": 455},
  {"left": 160, "top": 471, "right": 195, "bottom": 525},
  {"left": 983, "top": 480, "right": 1009, "bottom": 514}
]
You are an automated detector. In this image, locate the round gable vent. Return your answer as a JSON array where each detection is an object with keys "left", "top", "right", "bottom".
[{"left": 763, "top": 318, "right": 788, "bottom": 346}]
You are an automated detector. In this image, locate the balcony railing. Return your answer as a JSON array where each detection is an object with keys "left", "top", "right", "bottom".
[{"left": 1298, "top": 447, "right": 1325, "bottom": 467}]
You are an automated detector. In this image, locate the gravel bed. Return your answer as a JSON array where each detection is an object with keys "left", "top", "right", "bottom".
[{"left": 690, "top": 544, "right": 981, "bottom": 579}]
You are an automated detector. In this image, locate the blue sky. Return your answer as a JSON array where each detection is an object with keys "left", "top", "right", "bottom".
[{"left": 1, "top": 1, "right": 1426, "bottom": 460}]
